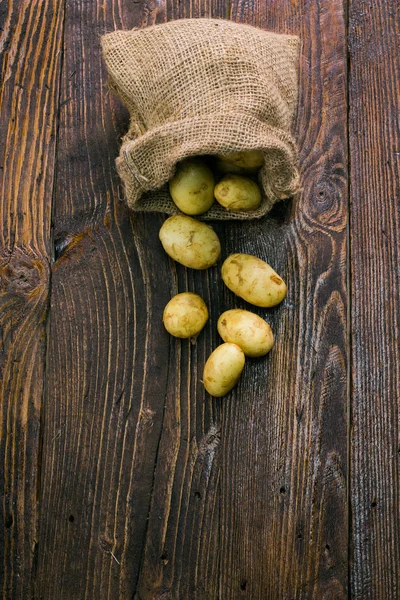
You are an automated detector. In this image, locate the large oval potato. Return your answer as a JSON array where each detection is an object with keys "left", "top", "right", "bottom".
[
  {"left": 217, "top": 309, "right": 274, "bottom": 357},
  {"left": 163, "top": 293, "right": 208, "bottom": 338},
  {"left": 169, "top": 159, "right": 215, "bottom": 215},
  {"left": 221, "top": 253, "right": 287, "bottom": 307},
  {"left": 159, "top": 216, "right": 221, "bottom": 270},
  {"left": 217, "top": 150, "right": 264, "bottom": 170},
  {"left": 203, "top": 343, "right": 245, "bottom": 397},
  {"left": 214, "top": 175, "right": 262, "bottom": 211}
]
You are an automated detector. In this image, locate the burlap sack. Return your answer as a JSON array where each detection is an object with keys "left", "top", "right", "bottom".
[{"left": 101, "top": 19, "right": 300, "bottom": 220}]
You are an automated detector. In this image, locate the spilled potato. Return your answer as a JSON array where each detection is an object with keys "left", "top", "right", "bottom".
[
  {"left": 203, "top": 343, "right": 245, "bottom": 397},
  {"left": 221, "top": 253, "right": 287, "bottom": 307},
  {"left": 217, "top": 309, "right": 274, "bottom": 357},
  {"left": 163, "top": 293, "right": 208, "bottom": 338},
  {"left": 169, "top": 158, "right": 215, "bottom": 215},
  {"left": 159, "top": 215, "right": 221, "bottom": 270},
  {"left": 214, "top": 175, "right": 261, "bottom": 211}
]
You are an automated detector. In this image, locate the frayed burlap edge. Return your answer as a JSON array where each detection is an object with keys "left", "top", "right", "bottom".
[{"left": 116, "top": 112, "right": 300, "bottom": 220}]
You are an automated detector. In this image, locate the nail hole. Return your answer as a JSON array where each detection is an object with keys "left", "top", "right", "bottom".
[
  {"left": 371, "top": 501, "right": 377, "bottom": 508},
  {"left": 195, "top": 491, "right": 201, "bottom": 499},
  {"left": 297, "top": 534, "right": 302, "bottom": 540},
  {"left": 279, "top": 487, "right": 286, "bottom": 494},
  {"left": 240, "top": 579, "right": 247, "bottom": 591},
  {"left": 160, "top": 551, "right": 168, "bottom": 561},
  {"left": 319, "top": 191, "right": 324, "bottom": 196},
  {"left": 325, "top": 544, "right": 330, "bottom": 550},
  {"left": 68, "top": 515, "right": 74, "bottom": 522},
  {"left": 5, "top": 514, "right": 13, "bottom": 529}
]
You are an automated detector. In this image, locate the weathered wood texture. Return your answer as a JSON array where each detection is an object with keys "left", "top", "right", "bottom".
[
  {"left": 136, "top": 0, "right": 349, "bottom": 598},
  {"left": 137, "top": 2, "right": 349, "bottom": 599},
  {"left": 349, "top": 1, "right": 400, "bottom": 598},
  {"left": 210, "top": 2, "right": 349, "bottom": 599},
  {"left": 34, "top": 2, "right": 173, "bottom": 598},
  {"left": 30, "top": 1, "right": 350, "bottom": 599},
  {"left": 0, "top": 1, "right": 64, "bottom": 598},
  {"left": 8, "top": 0, "right": 400, "bottom": 598}
]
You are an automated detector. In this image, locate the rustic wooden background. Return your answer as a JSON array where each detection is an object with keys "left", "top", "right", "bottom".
[{"left": 1, "top": 0, "right": 399, "bottom": 598}]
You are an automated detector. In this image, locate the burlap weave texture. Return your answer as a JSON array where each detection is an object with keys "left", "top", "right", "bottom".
[{"left": 101, "top": 19, "right": 300, "bottom": 219}]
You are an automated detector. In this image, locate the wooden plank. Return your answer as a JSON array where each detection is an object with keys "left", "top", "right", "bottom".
[
  {"left": 35, "top": 1, "right": 349, "bottom": 599},
  {"left": 35, "top": 1, "right": 179, "bottom": 598},
  {"left": 136, "top": 1, "right": 350, "bottom": 599},
  {"left": 349, "top": 1, "right": 400, "bottom": 598},
  {"left": 0, "top": 0, "right": 65, "bottom": 597}
]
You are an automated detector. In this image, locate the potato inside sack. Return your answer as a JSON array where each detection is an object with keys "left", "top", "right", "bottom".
[
  {"left": 221, "top": 253, "right": 287, "bottom": 307},
  {"left": 169, "top": 158, "right": 215, "bottom": 215},
  {"left": 217, "top": 150, "right": 264, "bottom": 170},
  {"left": 203, "top": 343, "right": 245, "bottom": 397},
  {"left": 163, "top": 293, "right": 208, "bottom": 338},
  {"left": 159, "top": 215, "right": 221, "bottom": 270},
  {"left": 213, "top": 159, "right": 256, "bottom": 176},
  {"left": 214, "top": 175, "right": 262, "bottom": 212},
  {"left": 217, "top": 309, "right": 274, "bottom": 357}
]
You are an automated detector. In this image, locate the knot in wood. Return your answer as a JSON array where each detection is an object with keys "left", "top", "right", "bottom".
[
  {"left": 0, "top": 248, "right": 49, "bottom": 297},
  {"left": 308, "top": 179, "right": 345, "bottom": 229}
]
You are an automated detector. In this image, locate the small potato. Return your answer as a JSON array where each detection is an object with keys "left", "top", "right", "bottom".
[
  {"left": 221, "top": 253, "right": 287, "bottom": 307},
  {"left": 163, "top": 293, "right": 208, "bottom": 338},
  {"left": 217, "top": 309, "right": 274, "bottom": 357},
  {"left": 214, "top": 159, "right": 258, "bottom": 175},
  {"left": 203, "top": 343, "right": 245, "bottom": 397},
  {"left": 214, "top": 175, "right": 262, "bottom": 211},
  {"left": 159, "top": 215, "right": 221, "bottom": 270},
  {"left": 169, "top": 159, "right": 215, "bottom": 215},
  {"left": 217, "top": 150, "right": 264, "bottom": 170}
]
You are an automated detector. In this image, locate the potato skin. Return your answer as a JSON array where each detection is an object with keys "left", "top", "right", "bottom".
[
  {"left": 217, "top": 309, "right": 274, "bottom": 357},
  {"left": 163, "top": 293, "right": 208, "bottom": 338},
  {"left": 159, "top": 216, "right": 221, "bottom": 270},
  {"left": 169, "top": 159, "right": 215, "bottom": 215},
  {"left": 214, "top": 175, "right": 262, "bottom": 211},
  {"left": 214, "top": 159, "right": 258, "bottom": 175},
  {"left": 203, "top": 343, "right": 245, "bottom": 397},
  {"left": 217, "top": 150, "right": 264, "bottom": 169},
  {"left": 221, "top": 253, "right": 287, "bottom": 307}
]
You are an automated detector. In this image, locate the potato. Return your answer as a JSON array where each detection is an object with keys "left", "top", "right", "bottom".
[
  {"left": 214, "top": 175, "right": 262, "bottom": 211},
  {"left": 221, "top": 253, "right": 287, "bottom": 307},
  {"left": 217, "top": 150, "right": 264, "bottom": 170},
  {"left": 159, "top": 215, "right": 221, "bottom": 270},
  {"left": 214, "top": 159, "right": 258, "bottom": 175},
  {"left": 203, "top": 343, "right": 245, "bottom": 397},
  {"left": 163, "top": 293, "right": 208, "bottom": 338},
  {"left": 217, "top": 309, "right": 274, "bottom": 357},
  {"left": 169, "top": 159, "right": 215, "bottom": 215}
]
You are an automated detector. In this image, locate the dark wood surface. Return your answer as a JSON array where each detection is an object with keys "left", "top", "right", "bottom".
[
  {"left": 0, "top": 1, "right": 64, "bottom": 598},
  {"left": 0, "top": 0, "right": 398, "bottom": 598},
  {"left": 349, "top": 1, "right": 400, "bottom": 599}
]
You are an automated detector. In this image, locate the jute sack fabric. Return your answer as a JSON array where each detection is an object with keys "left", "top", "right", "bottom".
[{"left": 101, "top": 19, "right": 300, "bottom": 219}]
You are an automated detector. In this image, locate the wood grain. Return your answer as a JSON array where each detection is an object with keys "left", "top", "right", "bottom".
[
  {"left": 35, "top": 1, "right": 185, "bottom": 598},
  {"left": 15, "top": 1, "right": 350, "bottom": 599},
  {"left": 349, "top": 1, "right": 400, "bottom": 598},
  {"left": 5, "top": 0, "right": 400, "bottom": 596},
  {"left": 136, "top": 1, "right": 350, "bottom": 599},
  {"left": 0, "top": 0, "right": 65, "bottom": 597}
]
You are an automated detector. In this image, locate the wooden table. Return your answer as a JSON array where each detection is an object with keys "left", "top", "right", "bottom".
[{"left": 1, "top": 1, "right": 399, "bottom": 598}]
